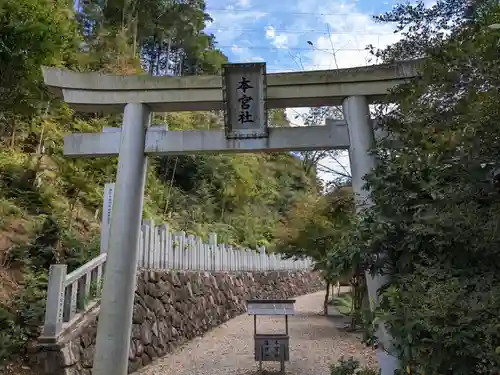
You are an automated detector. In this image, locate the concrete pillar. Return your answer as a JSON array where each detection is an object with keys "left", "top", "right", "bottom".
[
  {"left": 342, "top": 95, "right": 400, "bottom": 375},
  {"left": 92, "top": 103, "right": 150, "bottom": 375}
]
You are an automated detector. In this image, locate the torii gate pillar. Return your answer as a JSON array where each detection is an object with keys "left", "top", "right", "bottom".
[
  {"left": 92, "top": 103, "right": 150, "bottom": 375},
  {"left": 343, "top": 95, "right": 399, "bottom": 375}
]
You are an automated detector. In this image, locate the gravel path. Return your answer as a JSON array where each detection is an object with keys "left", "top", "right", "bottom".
[{"left": 137, "top": 291, "right": 377, "bottom": 375}]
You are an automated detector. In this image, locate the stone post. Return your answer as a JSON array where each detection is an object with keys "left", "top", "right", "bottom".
[
  {"left": 343, "top": 95, "right": 400, "bottom": 375},
  {"left": 41, "top": 264, "right": 67, "bottom": 340},
  {"left": 92, "top": 103, "right": 150, "bottom": 375}
]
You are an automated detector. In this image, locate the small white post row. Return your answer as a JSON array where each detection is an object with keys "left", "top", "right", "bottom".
[
  {"left": 102, "top": 186, "right": 312, "bottom": 272},
  {"left": 133, "top": 220, "right": 312, "bottom": 271}
]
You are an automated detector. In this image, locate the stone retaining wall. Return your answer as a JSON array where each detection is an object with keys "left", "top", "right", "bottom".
[{"left": 28, "top": 270, "right": 324, "bottom": 375}]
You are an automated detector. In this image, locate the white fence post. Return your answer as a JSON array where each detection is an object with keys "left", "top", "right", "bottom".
[
  {"left": 226, "top": 245, "right": 232, "bottom": 271},
  {"left": 196, "top": 237, "right": 203, "bottom": 270},
  {"left": 153, "top": 224, "right": 160, "bottom": 269},
  {"left": 42, "top": 264, "right": 67, "bottom": 339},
  {"left": 241, "top": 249, "right": 245, "bottom": 271},
  {"left": 179, "top": 231, "right": 187, "bottom": 269},
  {"left": 173, "top": 232, "right": 182, "bottom": 269},
  {"left": 172, "top": 232, "right": 177, "bottom": 269},
  {"left": 127, "top": 223, "right": 316, "bottom": 272},
  {"left": 137, "top": 225, "right": 145, "bottom": 268},
  {"left": 220, "top": 243, "right": 226, "bottom": 271},
  {"left": 209, "top": 233, "right": 217, "bottom": 271},
  {"left": 166, "top": 228, "right": 174, "bottom": 269},
  {"left": 187, "top": 234, "right": 195, "bottom": 270},
  {"left": 159, "top": 224, "right": 168, "bottom": 269},
  {"left": 202, "top": 242, "right": 208, "bottom": 270},
  {"left": 142, "top": 220, "right": 152, "bottom": 268},
  {"left": 236, "top": 248, "right": 241, "bottom": 271},
  {"left": 240, "top": 248, "right": 245, "bottom": 270},
  {"left": 261, "top": 247, "right": 267, "bottom": 271}
]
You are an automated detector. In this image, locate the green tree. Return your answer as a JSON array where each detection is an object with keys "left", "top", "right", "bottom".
[
  {"left": 0, "top": 0, "right": 78, "bottom": 142},
  {"left": 77, "top": 0, "right": 226, "bottom": 76},
  {"left": 275, "top": 185, "right": 358, "bottom": 315},
  {"left": 346, "top": 1, "right": 500, "bottom": 373}
]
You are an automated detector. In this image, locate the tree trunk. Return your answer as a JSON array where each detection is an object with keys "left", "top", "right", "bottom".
[{"left": 323, "top": 279, "right": 330, "bottom": 315}]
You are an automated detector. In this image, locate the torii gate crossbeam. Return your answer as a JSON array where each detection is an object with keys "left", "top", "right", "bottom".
[
  {"left": 63, "top": 121, "right": 351, "bottom": 157},
  {"left": 42, "top": 59, "right": 421, "bottom": 112}
]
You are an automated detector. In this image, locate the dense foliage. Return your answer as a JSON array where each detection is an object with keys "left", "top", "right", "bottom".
[
  {"left": 0, "top": 0, "right": 317, "bottom": 366},
  {"left": 275, "top": 184, "right": 358, "bottom": 313},
  {"left": 330, "top": 357, "right": 379, "bottom": 375},
  {"left": 348, "top": 1, "right": 500, "bottom": 374}
]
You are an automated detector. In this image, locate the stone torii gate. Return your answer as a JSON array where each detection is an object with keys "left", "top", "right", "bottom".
[{"left": 42, "top": 60, "right": 420, "bottom": 375}]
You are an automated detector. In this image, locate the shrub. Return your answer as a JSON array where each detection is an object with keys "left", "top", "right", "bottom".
[{"left": 330, "top": 357, "right": 380, "bottom": 375}]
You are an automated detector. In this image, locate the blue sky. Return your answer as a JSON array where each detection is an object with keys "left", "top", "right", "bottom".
[{"left": 204, "top": 0, "right": 407, "bottom": 73}]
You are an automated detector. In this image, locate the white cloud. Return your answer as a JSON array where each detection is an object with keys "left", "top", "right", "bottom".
[
  {"left": 250, "top": 56, "right": 265, "bottom": 62},
  {"left": 272, "top": 34, "right": 289, "bottom": 49},
  {"left": 231, "top": 45, "right": 244, "bottom": 54},
  {"left": 236, "top": 0, "right": 251, "bottom": 8},
  {"left": 265, "top": 26, "right": 289, "bottom": 49},
  {"left": 207, "top": 7, "right": 268, "bottom": 47},
  {"left": 308, "top": 3, "right": 400, "bottom": 69},
  {"left": 230, "top": 46, "right": 265, "bottom": 63},
  {"left": 230, "top": 45, "right": 260, "bottom": 62},
  {"left": 265, "top": 26, "right": 275, "bottom": 39}
]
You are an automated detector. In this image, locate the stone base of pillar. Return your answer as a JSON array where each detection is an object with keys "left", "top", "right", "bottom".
[{"left": 376, "top": 350, "right": 400, "bottom": 375}]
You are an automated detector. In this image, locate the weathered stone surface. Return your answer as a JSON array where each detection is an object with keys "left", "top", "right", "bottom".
[
  {"left": 28, "top": 270, "right": 323, "bottom": 375},
  {"left": 61, "top": 341, "right": 80, "bottom": 367},
  {"left": 81, "top": 346, "right": 94, "bottom": 368}
]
